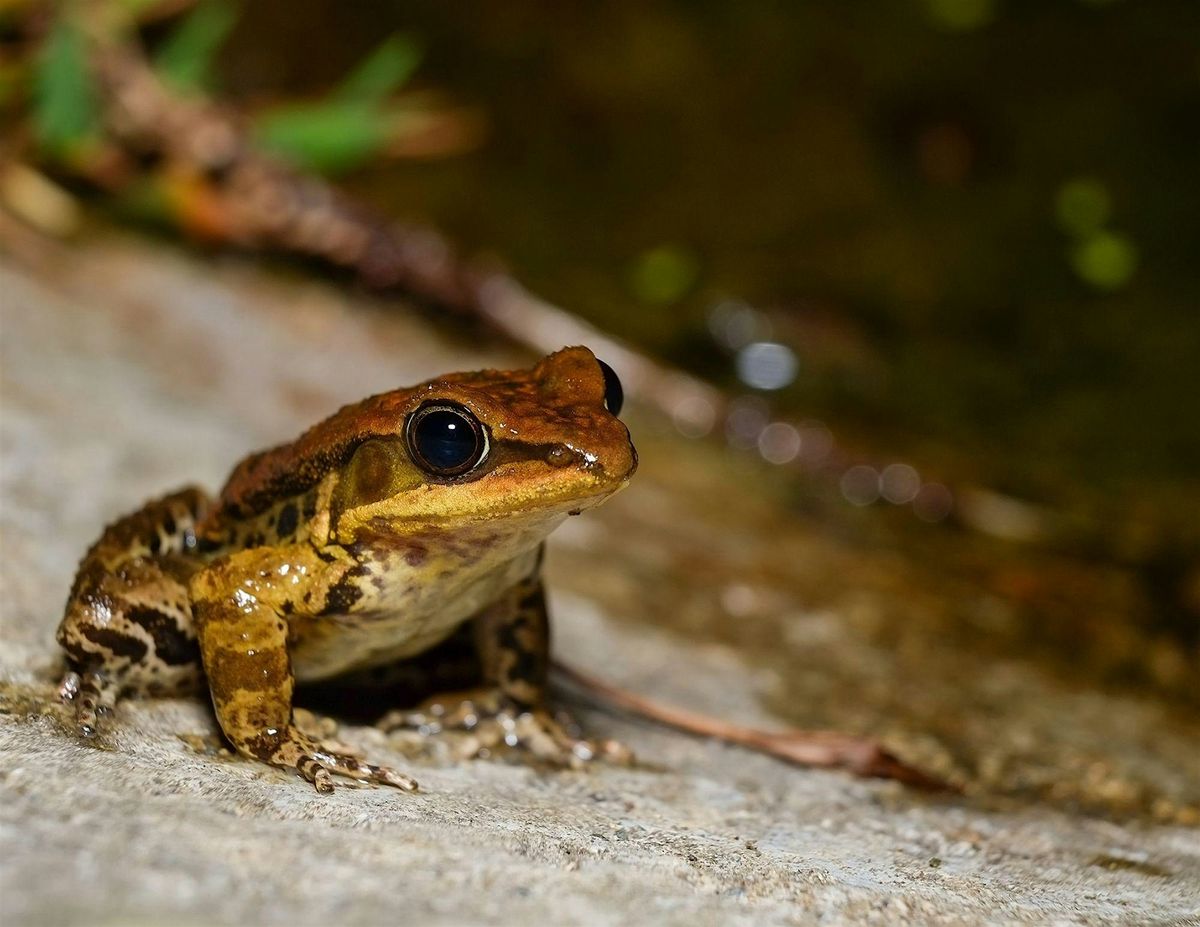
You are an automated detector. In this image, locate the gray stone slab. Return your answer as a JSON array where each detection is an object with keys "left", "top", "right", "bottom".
[{"left": 2, "top": 235, "right": 1197, "bottom": 926}]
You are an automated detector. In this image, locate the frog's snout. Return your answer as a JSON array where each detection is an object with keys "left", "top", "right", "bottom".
[{"left": 544, "top": 435, "right": 636, "bottom": 484}]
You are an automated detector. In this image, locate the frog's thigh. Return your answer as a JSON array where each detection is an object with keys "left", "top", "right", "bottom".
[
  {"left": 472, "top": 572, "right": 631, "bottom": 763},
  {"left": 383, "top": 567, "right": 629, "bottom": 766},
  {"left": 378, "top": 573, "right": 548, "bottom": 730},
  {"left": 190, "top": 552, "right": 417, "bottom": 794}
]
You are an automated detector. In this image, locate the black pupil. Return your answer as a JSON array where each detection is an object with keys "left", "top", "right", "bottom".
[
  {"left": 413, "top": 409, "right": 481, "bottom": 473},
  {"left": 598, "top": 359, "right": 624, "bottom": 415}
]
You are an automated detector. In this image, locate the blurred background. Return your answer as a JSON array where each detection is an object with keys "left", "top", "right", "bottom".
[
  {"left": 2, "top": 0, "right": 1198, "bottom": 812},
  {"left": 233, "top": 0, "right": 1200, "bottom": 512}
]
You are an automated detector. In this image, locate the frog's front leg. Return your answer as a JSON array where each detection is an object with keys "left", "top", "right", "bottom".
[
  {"left": 190, "top": 549, "right": 417, "bottom": 794},
  {"left": 382, "top": 559, "right": 629, "bottom": 767}
]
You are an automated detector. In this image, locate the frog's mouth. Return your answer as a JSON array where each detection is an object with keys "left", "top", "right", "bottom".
[
  {"left": 465, "top": 459, "right": 632, "bottom": 519},
  {"left": 339, "top": 458, "right": 632, "bottom": 534}
]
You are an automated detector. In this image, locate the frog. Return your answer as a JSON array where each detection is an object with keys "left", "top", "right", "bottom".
[{"left": 56, "top": 346, "right": 636, "bottom": 794}]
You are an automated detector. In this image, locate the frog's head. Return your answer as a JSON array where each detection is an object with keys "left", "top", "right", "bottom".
[{"left": 328, "top": 346, "right": 637, "bottom": 537}]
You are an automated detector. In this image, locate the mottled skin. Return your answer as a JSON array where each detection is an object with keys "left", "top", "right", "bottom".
[{"left": 57, "top": 347, "right": 636, "bottom": 793}]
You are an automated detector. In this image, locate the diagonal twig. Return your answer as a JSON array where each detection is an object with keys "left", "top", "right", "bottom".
[{"left": 554, "top": 660, "right": 957, "bottom": 792}]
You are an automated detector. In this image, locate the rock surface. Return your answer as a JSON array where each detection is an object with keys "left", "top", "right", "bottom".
[{"left": 2, "top": 230, "right": 1198, "bottom": 926}]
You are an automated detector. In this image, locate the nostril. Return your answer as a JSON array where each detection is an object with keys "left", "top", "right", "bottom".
[{"left": 546, "top": 446, "right": 574, "bottom": 468}]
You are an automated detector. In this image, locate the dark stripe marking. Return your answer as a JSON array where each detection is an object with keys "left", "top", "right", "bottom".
[
  {"left": 81, "top": 626, "right": 149, "bottom": 662},
  {"left": 127, "top": 606, "right": 201, "bottom": 667},
  {"left": 276, "top": 503, "right": 299, "bottom": 538}
]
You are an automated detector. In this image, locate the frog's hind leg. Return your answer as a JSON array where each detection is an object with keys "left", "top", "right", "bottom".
[
  {"left": 57, "top": 488, "right": 211, "bottom": 735},
  {"left": 380, "top": 562, "right": 630, "bottom": 767}
]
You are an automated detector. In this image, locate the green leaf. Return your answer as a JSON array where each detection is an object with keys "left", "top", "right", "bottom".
[
  {"left": 153, "top": 0, "right": 238, "bottom": 91},
  {"left": 253, "top": 103, "right": 389, "bottom": 174},
  {"left": 251, "top": 32, "right": 424, "bottom": 175},
  {"left": 333, "top": 34, "right": 422, "bottom": 105},
  {"left": 32, "top": 17, "right": 98, "bottom": 156}
]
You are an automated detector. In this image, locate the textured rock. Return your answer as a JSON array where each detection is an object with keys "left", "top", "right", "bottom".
[{"left": 2, "top": 232, "right": 1198, "bottom": 926}]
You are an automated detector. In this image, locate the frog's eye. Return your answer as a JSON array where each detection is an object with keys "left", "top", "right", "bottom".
[
  {"left": 405, "top": 403, "right": 489, "bottom": 477},
  {"left": 598, "top": 359, "right": 624, "bottom": 416}
]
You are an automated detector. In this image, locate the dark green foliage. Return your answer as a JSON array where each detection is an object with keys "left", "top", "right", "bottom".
[
  {"left": 153, "top": 0, "right": 239, "bottom": 91},
  {"left": 32, "top": 17, "right": 97, "bottom": 156},
  {"left": 252, "top": 34, "right": 423, "bottom": 174},
  {"left": 333, "top": 33, "right": 422, "bottom": 106}
]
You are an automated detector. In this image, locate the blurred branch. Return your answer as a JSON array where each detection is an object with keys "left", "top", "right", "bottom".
[
  {"left": 555, "top": 662, "right": 956, "bottom": 792},
  {"left": 22, "top": 17, "right": 720, "bottom": 431}
]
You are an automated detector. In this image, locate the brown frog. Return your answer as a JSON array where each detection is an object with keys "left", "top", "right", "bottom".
[{"left": 57, "top": 346, "right": 635, "bottom": 793}]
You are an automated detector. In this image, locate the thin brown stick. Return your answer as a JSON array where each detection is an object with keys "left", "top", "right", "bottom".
[{"left": 554, "top": 660, "right": 957, "bottom": 792}]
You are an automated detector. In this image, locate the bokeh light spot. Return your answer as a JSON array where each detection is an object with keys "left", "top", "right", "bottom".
[
  {"left": 924, "top": 0, "right": 996, "bottom": 31},
  {"left": 721, "top": 583, "right": 760, "bottom": 618},
  {"left": 671, "top": 395, "right": 717, "bottom": 439},
  {"left": 725, "top": 397, "right": 770, "bottom": 449},
  {"left": 797, "top": 421, "right": 834, "bottom": 467},
  {"left": 881, "top": 463, "right": 922, "bottom": 504},
  {"left": 840, "top": 465, "right": 880, "bottom": 506},
  {"left": 708, "top": 300, "right": 772, "bottom": 350},
  {"left": 735, "top": 341, "right": 798, "bottom": 391},
  {"left": 628, "top": 244, "right": 700, "bottom": 305},
  {"left": 1071, "top": 231, "right": 1138, "bottom": 290},
  {"left": 757, "top": 422, "right": 802, "bottom": 465}
]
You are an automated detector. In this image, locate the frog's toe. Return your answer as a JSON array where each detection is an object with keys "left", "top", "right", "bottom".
[
  {"left": 283, "top": 734, "right": 419, "bottom": 794},
  {"left": 310, "top": 752, "right": 419, "bottom": 793},
  {"left": 59, "top": 668, "right": 118, "bottom": 737},
  {"left": 344, "top": 756, "right": 420, "bottom": 791},
  {"left": 383, "top": 692, "right": 631, "bottom": 768},
  {"left": 380, "top": 687, "right": 506, "bottom": 734},
  {"left": 297, "top": 757, "right": 337, "bottom": 794},
  {"left": 464, "top": 708, "right": 631, "bottom": 768},
  {"left": 526, "top": 713, "right": 632, "bottom": 766}
]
